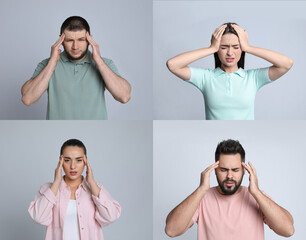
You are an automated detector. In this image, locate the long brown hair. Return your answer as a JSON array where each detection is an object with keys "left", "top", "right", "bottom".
[{"left": 214, "top": 23, "right": 245, "bottom": 69}]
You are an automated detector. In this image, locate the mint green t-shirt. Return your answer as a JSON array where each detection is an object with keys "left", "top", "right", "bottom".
[
  {"left": 188, "top": 67, "right": 271, "bottom": 120},
  {"left": 32, "top": 51, "right": 119, "bottom": 120}
]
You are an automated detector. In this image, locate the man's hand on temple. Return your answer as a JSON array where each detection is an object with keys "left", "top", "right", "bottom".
[{"left": 50, "top": 34, "right": 65, "bottom": 63}]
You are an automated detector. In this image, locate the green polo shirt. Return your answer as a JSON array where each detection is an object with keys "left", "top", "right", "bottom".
[
  {"left": 32, "top": 51, "right": 119, "bottom": 120},
  {"left": 188, "top": 67, "right": 271, "bottom": 120}
]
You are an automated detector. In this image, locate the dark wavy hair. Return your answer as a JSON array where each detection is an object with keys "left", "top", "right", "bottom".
[
  {"left": 60, "top": 139, "right": 87, "bottom": 155},
  {"left": 60, "top": 16, "right": 90, "bottom": 35},
  {"left": 215, "top": 139, "right": 245, "bottom": 162},
  {"left": 214, "top": 22, "right": 245, "bottom": 69}
]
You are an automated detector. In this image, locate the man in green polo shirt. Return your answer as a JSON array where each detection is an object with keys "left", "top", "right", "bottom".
[{"left": 21, "top": 16, "right": 131, "bottom": 120}]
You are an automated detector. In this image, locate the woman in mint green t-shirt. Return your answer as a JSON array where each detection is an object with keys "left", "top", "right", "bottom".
[{"left": 166, "top": 23, "right": 293, "bottom": 120}]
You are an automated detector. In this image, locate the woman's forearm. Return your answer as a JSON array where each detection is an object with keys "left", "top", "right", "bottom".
[
  {"left": 245, "top": 45, "right": 293, "bottom": 70},
  {"left": 232, "top": 24, "right": 293, "bottom": 80},
  {"left": 167, "top": 24, "right": 226, "bottom": 80},
  {"left": 245, "top": 45, "right": 293, "bottom": 80},
  {"left": 167, "top": 47, "right": 216, "bottom": 80}
]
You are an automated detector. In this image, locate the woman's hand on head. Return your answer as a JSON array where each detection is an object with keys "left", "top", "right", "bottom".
[
  {"left": 83, "top": 156, "right": 101, "bottom": 197},
  {"left": 84, "top": 155, "right": 96, "bottom": 186},
  {"left": 210, "top": 24, "right": 226, "bottom": 52},
  {"left": 232, "top": 24, "right": 250, "bottom": 52},
  {"left": 50, "top": 156, "right": 64, "bottom": 196},
  {"left": 53, "top": 156, "right": 63, "bottom": 184}
]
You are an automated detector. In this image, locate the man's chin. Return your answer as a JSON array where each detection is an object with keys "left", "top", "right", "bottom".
[
  {"left": 219, "top": 183, "right": 240, "bottom": 195},
  {"left": 66, "top": 51, "right": 87, "bottom": 61},
  {"left": 222, "top": 187, "right": 237, "bottom": 195}
]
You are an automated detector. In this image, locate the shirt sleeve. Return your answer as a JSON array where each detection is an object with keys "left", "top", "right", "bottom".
[
  {"left": 28, "top": 183, "right": 57, "bottom": 226},
  {"left": 31, "top": 58, "right": 50, "bottom": 79},
  {"left": 91, "top": 183, "right": 121, "bottom": 227},
  {"left": 192, "top": 206, "right": 199, "bottom": 224},
  {"left": 103, "top": 58, "right": 121, "bottom": 77},
  {"left": 249, "top": 67, "right": 271, "bottom": 91},
  {"left": 188, "top": 67, "right": 212, "bottom": 92}
]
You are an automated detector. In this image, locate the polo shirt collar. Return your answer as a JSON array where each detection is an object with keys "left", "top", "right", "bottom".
[
  {"left": 61, "top": 50, "right": 93, "bottom": 64},
  {"left": 215, "top": 67, "right": 245, "bottom": 78}
]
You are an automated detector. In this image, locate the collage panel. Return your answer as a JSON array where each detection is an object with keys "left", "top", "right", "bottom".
[
  {"left": 154, "top": 1, "right": 306, "bottom": 120},
  {"left": 0, "top": 120, "right": 152, "bottom": 240},
  {"left": 0, "top": 0, "right": 306, "bottom": 240},
  {"left": 0, "top": 0, "right": 152, "bottom": 120},
  {"left": 154, "top": 120, "right": 305, "bottom": 239}
]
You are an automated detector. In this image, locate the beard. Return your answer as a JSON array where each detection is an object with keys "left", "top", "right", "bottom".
[
  {"left": 64, "top": 44, "right": 89, "bottom": 61},
  {"left": 217, "top": 175, "right": 243, "bottom": 195}
]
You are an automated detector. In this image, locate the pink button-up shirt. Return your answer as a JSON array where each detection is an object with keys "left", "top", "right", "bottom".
[{"left": 28, "top": 179, "right": 121, "bottom": 240}]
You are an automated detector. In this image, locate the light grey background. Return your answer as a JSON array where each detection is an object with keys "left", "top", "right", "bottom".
[
  {"left": 154, "top": 121, "right": 306, "bottom": 240},
  {"left": 0, "top": 0, "right": 152, "bottom": 120},
  {"left": 153, "top": 1, "right": 306, "bottom": 119},
  {"left": 0, "top": 121, "right": 152, "bottom": 240}
]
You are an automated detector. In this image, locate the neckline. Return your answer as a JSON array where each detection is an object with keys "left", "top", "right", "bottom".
[
  {"left": 215, "top": 67, "right": 245, "bottom": 77},
  {"left": 213, "top": 186, "right": 245, "bottom": 199}
]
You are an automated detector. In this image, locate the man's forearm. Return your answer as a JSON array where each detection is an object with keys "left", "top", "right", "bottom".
[
  {"left": 165, "top": 186, "right": 207, "bottom": 237},
  {"left": 21, "top": 60, "right": 57, "bottom": 106},
  {"left": 252, "top": 190, "right": 294, "bottom": 237},
  {"left": 95, "top": 58, "right": 131, "bottom": 103}
]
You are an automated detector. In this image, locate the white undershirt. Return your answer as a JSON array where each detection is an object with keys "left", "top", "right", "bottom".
[{"left": 63, "top": 200, "right": 80, "bottom": 240}]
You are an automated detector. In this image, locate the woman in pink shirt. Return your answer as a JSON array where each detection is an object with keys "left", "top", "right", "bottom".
[{"left": 28, "top": 139, "right": 121, "bottom": 240}]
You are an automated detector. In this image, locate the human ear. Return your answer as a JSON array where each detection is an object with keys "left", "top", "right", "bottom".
[
  {"left": 214, "top": 167, "right": 219, "bottom": 176},
  {"left": 241, "top": 163, "right": 246, "bottom": 175}
]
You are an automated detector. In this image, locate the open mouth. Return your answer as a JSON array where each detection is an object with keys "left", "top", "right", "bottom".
[
  {"left": 70, "top": 171, "right": 77, "bottom": 176},
  {"left": 225, "top": 181, "right": 235, "bottom": 187},
  {"left": 226, "top": 58, "right": 234, "bottom": 63}
]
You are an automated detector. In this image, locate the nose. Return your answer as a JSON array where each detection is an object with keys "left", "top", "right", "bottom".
[
  {"left": 70, "top": 160, "right": 76, "bottom": 169},
  {"left": 227, "top": 170, "right": 233, "bottom": 179},
  {"left": 227, "top": 47, "right": 233, "bottom": 56},
  {"left": 72, "top": 41, "right": 78, "bottom": 49}
]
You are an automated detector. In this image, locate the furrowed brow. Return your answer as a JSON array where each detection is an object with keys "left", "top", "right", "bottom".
[{"left": 220, "top": 44, "right": 240, "bottom": 47}]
